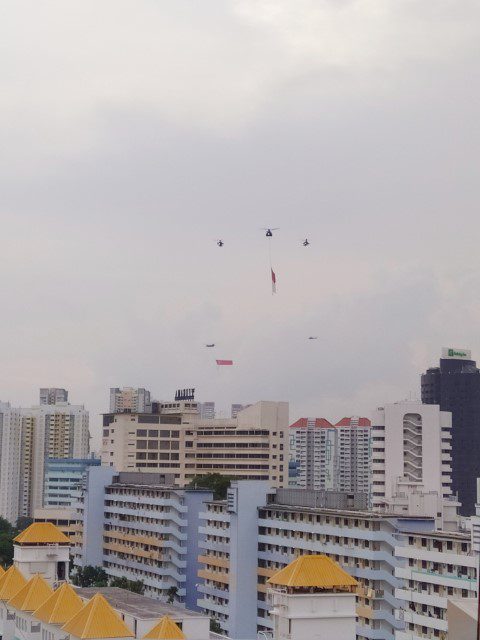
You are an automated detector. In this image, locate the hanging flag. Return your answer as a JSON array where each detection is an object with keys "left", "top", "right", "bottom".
[
  {"left": 271, "top": 268, "right": 277, "bottom": 294},
  {"left": 216, "top": 359, "right": 233, "bottom": 365}
]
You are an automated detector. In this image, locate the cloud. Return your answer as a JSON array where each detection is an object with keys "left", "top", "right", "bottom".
[{"left": 1, "top": 1, "right": 480, "bottom": 447}]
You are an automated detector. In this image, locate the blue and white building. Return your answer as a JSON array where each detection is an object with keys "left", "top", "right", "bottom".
[
  {"left": 44, "top": 457, "right": 101, "bottom": 508},
  {"left": 197, "top": 482, "right": 477, "bottom": 640},
  {"left": 74, "top": 469, "right": 213, "bottom": 609}
]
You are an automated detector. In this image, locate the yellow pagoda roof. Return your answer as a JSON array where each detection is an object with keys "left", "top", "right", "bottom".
[
  {"left": 143, "top": 616, "right": 186, "bottom": 640},
  {"left": 267, "top": 555, "right": 358, "bottom": 590},
  {"left": 14, "top": 522, "right": 70, "bottom": 545},
  {"left": 34, "top": 582, "right": 84, "bottom": 624},
  {"left": 0, "top": 566, "right": 27, "bottom": 601},
  {"left": 0, "top": 566, "right": 5, "bottom": 577},
  {"left": 8, "top": 574, "right": 53, "bottom": 612},
  {"left": 62, "top": 593, "right": 134, "bottom": 639}
]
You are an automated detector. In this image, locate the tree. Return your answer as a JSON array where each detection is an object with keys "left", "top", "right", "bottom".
[
  {"left": 0, "top": 518, "right": 14, "bottom": 567},
  {"left": 0, "top": 517, "right": 12, "bottom": 535},
  {"left": 210, "top": 618, "right": 223, "bottom": 634},
  {"left": 72, "top": 566, "right": 108, "bottom": 587},
  {"left": 109, "top": 576, "right": 145, "bottom": 595},
  {"left": 0, "top": 533, "right": 14, "bottom": 567},
  {"left": 15, "top": 517, "right": 33, "bottom": 532},
  {"left": 166, "top": 586, "right": 178, "bottom": 604},
  {"left": 188, "top": 474, "right": 231, "bottom": 499}
]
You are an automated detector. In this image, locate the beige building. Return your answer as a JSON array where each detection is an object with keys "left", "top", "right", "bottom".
[
  {"left": 33, "top": 507, "right": 79, "bottom": 542},
  {"left": 101, "top": 400, "right": 289, "bottom": 487}
]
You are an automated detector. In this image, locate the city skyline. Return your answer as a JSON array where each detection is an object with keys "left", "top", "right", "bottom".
[{"left": 0, "top": 348, "right": 470, "bottom": 450}]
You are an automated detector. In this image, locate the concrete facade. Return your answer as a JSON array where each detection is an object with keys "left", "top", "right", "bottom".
[
  {"left": 101, "top": 400, "right": 289, "bottom": 488},
  {"left": 74, "top": 470, "right": 212, "bottom": 607},
  {"left": 370, "top": 401, "right": 457, "bottom": 529},
  {"left": 197, "top": 482, "right": 477, "bottom": 640}
]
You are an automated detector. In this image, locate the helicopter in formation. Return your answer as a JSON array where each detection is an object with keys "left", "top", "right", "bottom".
[
  {"left": 262, "top": 228, "right": 279, "bottom": 237},
  {"left": 217, "top": 240, "right": 224, "bottom": 247},
  {"left": 302, "top": 238, "right": 310, "bottom": 246}
]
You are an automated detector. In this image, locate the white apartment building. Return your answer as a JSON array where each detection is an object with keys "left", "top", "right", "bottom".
[
  {"left": 231, "top": 404, "right": 250, "bottom": 418},
  {"left": 197, "top": 481, "right": 477, "bottom": 640},
  {"left": 371, "top": 401, "right": 457, "bottom": 529},
  {"left": 0, "top": 400, "right": 89, "bottom": 523},
  {"left": 101, "top": 400, "right": 289, "bottom": 488},
  {"left": 0, "top": 402, "right": 24, "bottom": 524},
  {"left": 109, "top": 387, "right": 152, "bottom": 413},
  {"left": 290, "top": 417, "right": 371, "bottom": 493},
  {"left": 40, "top": 388, "right": 68, "bottom": 405},
  {"left": 198, "top": 402, "right": 215, "bottom": 419}
]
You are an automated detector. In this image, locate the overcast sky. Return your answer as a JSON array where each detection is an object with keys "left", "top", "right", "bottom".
[{"left": 2, "top": 1, "right": 480, "bottom": 448}]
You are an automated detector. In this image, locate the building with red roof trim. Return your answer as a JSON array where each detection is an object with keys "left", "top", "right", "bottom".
[{"left": 290, "top": 416, "right": 371, "bottom": 494}]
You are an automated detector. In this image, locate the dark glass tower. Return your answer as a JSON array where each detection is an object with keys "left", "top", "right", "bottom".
[{"left": 421, "top": 350, "right": 480, "bottom": 515}]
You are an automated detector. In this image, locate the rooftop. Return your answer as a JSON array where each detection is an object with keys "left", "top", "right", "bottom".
[
  {"left": 268, "top": 555, "right": 358, "bottom": 590},
  {"left": 14, "top": 522, "right": 70, "bottom": 544},
  {"left": 63, "top": 593, "right": 134, "bottom": 639},
  {"left": 290, "top": 417, "right": 371, "bottom": 429},
  {"left": 143, "top": 616, "right": 186, "bottom": 640},
  {"left": 8, "top": 574, "right": 53, "bottom": 612},
  {"left": 0, "top": 566, "right": 27, "bottom": 601},
  {"left": 35, "top": 582, "right": 84, "bottom": 624},
  {"left": 74, "top": 588, "right": 205, "bottom": 621}
]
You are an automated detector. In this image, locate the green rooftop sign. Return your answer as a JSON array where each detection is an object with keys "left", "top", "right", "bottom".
[{"left": 442, "top": 347, "right": 471, "bottom": 359}]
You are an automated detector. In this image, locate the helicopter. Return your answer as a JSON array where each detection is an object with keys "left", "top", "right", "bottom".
[
  {"left": 308, "top": 336, "right": 318, "bottom": 340},
  {"left": 216, "top": 240, "right": 224, "bottom": 247},
  {"left": 262, "top": 228, "right": 279, "bottom": 237},
  {"left": 205, "top": 344, "right": 215, "bottom": 348},
  {"left": 302, "top": 238, "right": 310, "bottom": 247}
]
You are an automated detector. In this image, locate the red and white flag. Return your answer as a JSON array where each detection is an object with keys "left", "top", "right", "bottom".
[
  {"left": 271, "top": 268, "right": 277, "bottom": 294},
  {"left": 216, "top": 359, "right": 233, "bottom": 366}
]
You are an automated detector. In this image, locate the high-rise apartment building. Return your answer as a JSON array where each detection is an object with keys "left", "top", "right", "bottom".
[
  {"left": 74, "top": 470, "right": 212, "bottom": 608},
  {"left": 101, "top": 400, "right": 289, "bottom": 487},
  {"left": 421, "top": 347, "right": 480, "bottom": 515},
  {"left": 197, "top": 481, "right": 477, "bottom": 640},
  {"left": 0, "top": 402, "right": 24, "bottom": 524},
  {"left": 370, "top": 401, "right": 457, "bottom": 528},
  {"left": 39, "top": 387, "right": 68, "bottom": 405},
  {"left": 198, "top": 402, "right": 215, "bottom": 419},
  {"left": 231, "top": 404, "right": 250, "bottom": 418},
  {"left": 109, "top": 387, "right": 152, "bottom": 413},
  {"left": 0, "top": 399, "right": 90, "bottom": 523},
  {"left": 290, "top": 417, "right": 371, "bottom": 493}
]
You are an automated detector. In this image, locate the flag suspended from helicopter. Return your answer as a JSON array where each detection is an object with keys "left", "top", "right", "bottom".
[
  {"left": 216, "top": 359, "right": 233, "bottom": 366},
  {"left": 271, "top": 268, "right": 277, "bottom": 294}
]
